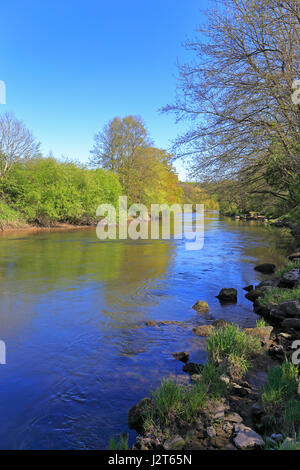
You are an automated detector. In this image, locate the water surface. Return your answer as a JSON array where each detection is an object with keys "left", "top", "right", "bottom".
[{"left": 0, "top": 212, "right": 293, "bottom": 449}]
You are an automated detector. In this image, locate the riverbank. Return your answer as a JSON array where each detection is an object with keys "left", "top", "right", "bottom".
[{"left": 125, "top": 254, "right": 300, "bottom": 451}]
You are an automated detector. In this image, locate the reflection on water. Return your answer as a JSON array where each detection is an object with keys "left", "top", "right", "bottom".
[{"left": 0, "top": 212, "right": 294, "bottom": 449}]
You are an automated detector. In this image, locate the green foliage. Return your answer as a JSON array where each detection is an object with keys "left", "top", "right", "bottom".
[
  {"left": 262, "top": 360, "right": 299, "bottom": 406},
  {"left": 256, "top": 317, "right": 266, "bottom": 328},
  {"left": 262, "top": 360, "right": 300, "bottom": 435},
  {"left": 207, "top": 323, "right": 261, "bottom": 362},
  {"left": 258, "top": 287, "right": 300, "bottom": 306},
  {"left": 0, "top": 200, "right": 24, "bottom": 225},
  {"left": 143, "top": 362, "right": 226, "bottom": 429},
  {"left": 275, "top": 260, "right": 300, "bottom": 277},
  {"left": 3, "top": 157, "right": 122, "bottom": 226},
  {"left": 108, "top": 434, "right": 129, "bottom": 450},
  {"left": 180, "top": 182, "right": 219, "bottom": 210}
]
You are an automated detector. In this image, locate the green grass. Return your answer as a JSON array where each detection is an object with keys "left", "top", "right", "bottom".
[
  {"left": 108, "top": 433, "right": 129, "bottom": 450},
  {"left": 207, "top": 323, "right": 261, "bottom": 362},
  {"left": 262, "top": 360, "right": 300, "bottom": 435},
  {"left": 275, "top": 260, "right": 300, "bottom": 277},
  {"left": 262, "top": 360, "right": 298, "bottom": 405},
  {"left": 258, "top": 286, "right": 300, "bottom": 306},
  {"left": 143, "top": 362, "right": 226, "bottom": 429},
  {"left": 256, "top": 317, "right": 266, "bottom": 328}
]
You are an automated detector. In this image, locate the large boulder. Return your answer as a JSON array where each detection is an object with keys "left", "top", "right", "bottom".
[
  {"left": 254, "top": 263, "right": 276, "bottom": 274},
  {"left": 217, "top": 288, "right": 237, "bottom": 303},
  {"left": 233, "top": 423, "right": 264, "bottom": 450},
  {"left": 278, "top": 267, "right": 300, "bottom": 288},
  {"left": 192, "top": 300, "right": 209, "bottom": 313},
  {"left": 212, "top": 318, "right": 229, "bottom": 329}
]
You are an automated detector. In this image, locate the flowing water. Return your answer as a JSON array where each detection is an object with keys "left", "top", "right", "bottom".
[{"left": 0, "top": 212, "right": 294, "bottom": 449}]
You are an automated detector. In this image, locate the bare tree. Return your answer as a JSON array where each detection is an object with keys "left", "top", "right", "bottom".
[
  {"left": 163, "top": 0, "right": 300, "bottom": 202},
  {"left": 0, "top": 112, "right": 41, "bottom": 178}
]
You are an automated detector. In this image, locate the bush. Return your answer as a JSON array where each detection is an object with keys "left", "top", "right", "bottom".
[{"left": 3, "top": 157, "right": 122, "bottom": 225}]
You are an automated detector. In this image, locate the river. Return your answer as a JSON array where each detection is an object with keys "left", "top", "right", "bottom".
[{"left": 0, "top": 212, "right": 294, "bottom": 449}]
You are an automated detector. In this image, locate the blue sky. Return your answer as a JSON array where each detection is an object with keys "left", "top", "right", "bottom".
[{"left": 0, "top": 0, "right": 207, "bottom": 180}]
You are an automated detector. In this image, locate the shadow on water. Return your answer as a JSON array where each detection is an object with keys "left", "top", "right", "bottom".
[{"left": 0, "top": 212, "right": 294, "bottom": 449}]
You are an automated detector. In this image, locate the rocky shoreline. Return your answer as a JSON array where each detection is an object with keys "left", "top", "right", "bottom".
[{"left": 125, "top": 252, "right": 300, "bottom": 451}]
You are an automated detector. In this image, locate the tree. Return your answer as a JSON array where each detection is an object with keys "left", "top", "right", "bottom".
[
  {"left": 0, "top": 112, "right": 41, "bottom": 179},
  {"left": 90, "top": 115, "right": 152, "bottom": 177},
  {"left": 163, "top": 0, "right": 300, "bottom": 206}
]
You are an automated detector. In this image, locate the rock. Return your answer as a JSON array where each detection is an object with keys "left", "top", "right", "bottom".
[
  {"left": 145, "top": 320, "right": 185, "bottom": 327},
  {"left": 163, "top": 435, "right": 185, "bottom": 450},
  {"left": 254, "top": 263, "right": 276, "bottom": 274},
  {"left": 192, "top": 300, "right": 209, "bottom": 313},
  {"left": 279, "top": 267, "right": 300, "bottom": 288},
  {"left": 128, "top": 398, "right": 153, "bottom": 432},
  {"left": 231, "top": 383, "right": 251, "bottom": 397},
  {"left": 172, "top": 351, "right": 189, "bottom": 363},
  {"left": 256, "top": 278, "right": 280, "bottom": 288},
  {"left": 212, "top": 319, "right": 229, "bottom": 329},
  {"left": 245, "top": 286, "right": 274, "bottom": 302},
  {"left": 225, "top": 412, "right": 243, "bottom": 423},
  {"left": 243, "top": 285, "right": 254, "bottom": 292},
  {"left": 288, "top": 252, "right": 300, "bottom": 261},
  {"left": 192, "top": 325, "right": 214, "bottom": 337},
  {"left": 191, "top": 374, "right": 202, "bottom": 383},
  {"left": 279, "top": 332, "right": 291, "bottom": 339},
  {"left": 281, "top": 437, "right": 300, "bottom": 450},
  {"left": 282, "top": 318, "right": 300, "bottom": 330},
  {"left": 271, "top": 433, "right": 283, "bottom": 443},
  {"left": 251, "top": 402, "right": 263, "bottom": 419},
  {"left": 277, "top": 300, "right": 300, "bottom": 318},
  {"left": 205, "top": 399, "right": 228, "bottom": 420},
  {"left": 145, "top": 320, "right": 157, "bottom": 326},
  {"left": 268, "top": 343, "right": 285, "bottom": 360},
  {"left": 182, "top": 362, "right": 203, "bottom": 375},
  {"left": 217, "top": 288, "right": 237, "bottom": 303},
  {"left": 244, "top": 326, "right": 273, "bottom": 341},
  {"left": 220, "top": 374, "right": 230, "bottom": 385},
  {"left": 206, "top": 426, "right": 216, "bottom": 439},
  {"left": 233, "top": 424, "right": 264, "bottom": 450}
]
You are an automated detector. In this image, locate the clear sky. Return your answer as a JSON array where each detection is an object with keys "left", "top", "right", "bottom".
[{"left": 0, "top": 0, "right": 207, "bottom": 180}]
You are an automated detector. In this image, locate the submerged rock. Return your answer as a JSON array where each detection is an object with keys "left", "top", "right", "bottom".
[
  {"left": 212, "top": 319, "right": 229, "bottom": 329},
  {"left": 216, "top": 288, "right": 237, "bottom": 303},
  {"left": 192, "top": 300, "right": 209, "bottom": 313},
  {"left": 172, "top": 351, "right": 189, "bottom": 363},
  {"left": 254, "top": 263, "right": 276, "bottom": 274},
  {"left": 182, "top": 362, "right": 203, "bottom": 375},
  {"left": 192, "top": 325, "right": 214, "bottom": 337}
]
